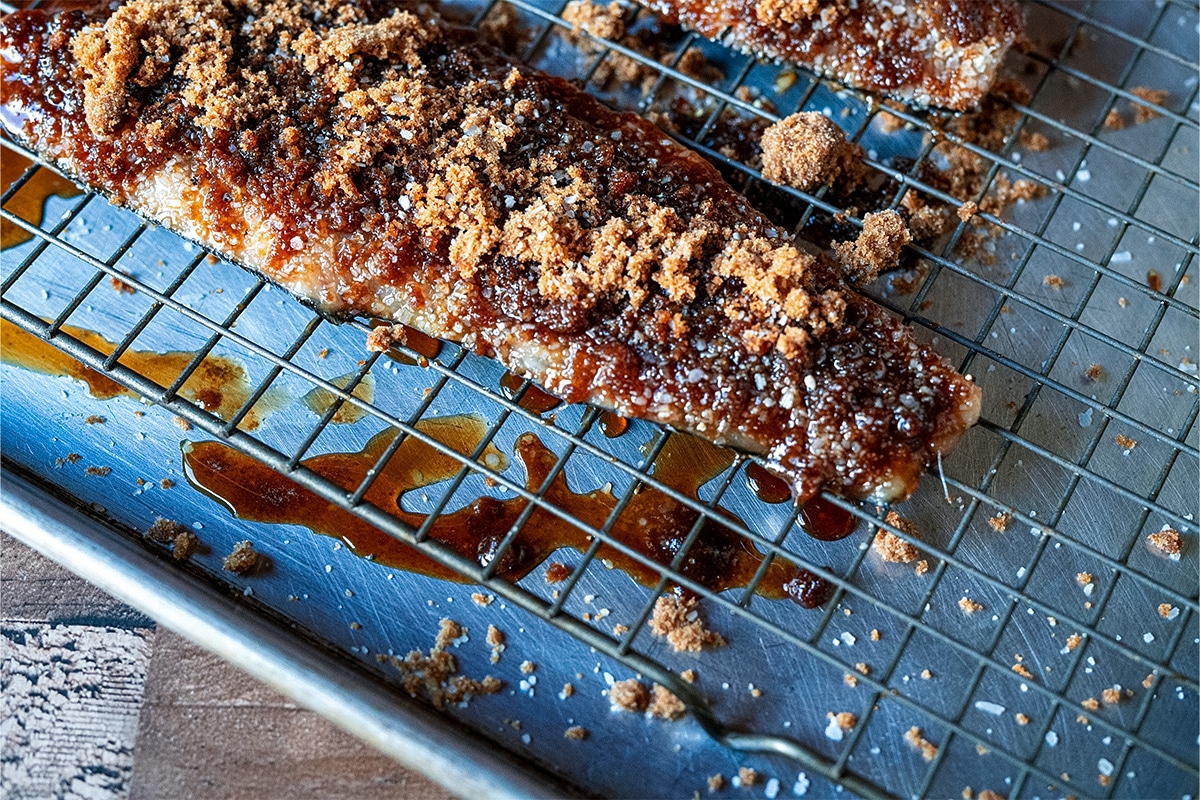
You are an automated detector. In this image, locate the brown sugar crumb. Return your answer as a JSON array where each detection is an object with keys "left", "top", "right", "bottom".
[
  {"left": 957, "top": 201, "right": 978, "bottom": 222},
  {"left": 1148, "top": 526, "right": 1183, "bottom": 559},
  {"left": 160, "top": 478, "right": 175, "bottom": 489},
  {"left": 173, "top": 416, "right": 192, "bottom": 431},
  {"left": 564, "top": 725, "right": 588, "bottom": 740},
  {"left": 870, "top": 629, "right": 881, "bottom": 641},
  {"left": 222, "top": 540, "right": 261, "bottom": 574},
  {"left": 1081, "top": 697, "right": 1100, "bottom": 711},
  {"left": 486, "top": 624, "right": 505, "bottom": 664},
  {"left": 1043, "top": 274, "right": 1064, "bottom": 290},
  {"left": 471, "top": 592, "right": 494, "bottom": 606},
  {"left": 610, "top": 679, "right": 650, "bottom": 713},
  {"left": 147, "top": 516, "right": 188, "bottom": 543},
  {"left": 1115, "top": 434, "right": 1137, "bottom": 450},
  {"left": 749, "top": 686, "right": 762, "bottom": 698},
  {"left": 612, "top": 623, "right": 629, "bottom": 636},
  {"left": 366, "top": 324, "right": 407, "bottom": 353},
  {"left": 1011, "top": 663, "right": 1034, "bottom": 680},
  {"left": 903, "top": 726, "right": 938, "bottom": 761},
  {"left": 55, "top": 453, "right": 83, "bottom": 468},
  {"left": 172, "top": 529, "right": 199, "bottom": 561},
  {"left": 759, "top": 112, "right": 865, "bottom": 194},
  {"left": 649, "top": 684, "right": 687, "bottom": 720},
  {"left": 978, "top": 792, "right": 1004, "bottom": 800},
  {"left": 872, "top": 511, "right": 921, "bottom": 563},
  {"left": 1147, "top": 270, "right": 1162, "bottom": 293},
  {"left": 854, "top": 662, "right": 870, "bottom": 676},
  {"left": 1077, "top": 714, "right": 1090, "bottom": 725},
  {"left": 833, "top": 210, "right": 912, "bottom": 285},
  {"left": 544, "top": 562, "right": 572, "bottom": 583},
  {"left": 377, "top": 618, "right": 502, "bottom": 709},
  {"left": 349, "top": 621, "right": 362, "bottom": 631},
  {"left": 1075, "top": 572, "right": 1093, "bottom": 587},
  {"left": 84, "top": 415, "right": 106, "bottom": 425},
  {"left": 1130, "top": 87, "right": 1169, "bottom": 124},
  {"left": 737, "top": 767, "right": 759, "bottom": 788},
  {"left": 958, "top": 597, "right": 984, "bottom": 615},
  {"left": 1158, "top": 603, "right": 1176, "bottom": 619},
  {"left": 84, "top": 466, "right": 112, "bottom": 477},
  {"left": 962, "top": 788, "right": 973, "bottom": 800},
  {"left": 707, "top": 774, "right": 725, "bottom": 793},
  {"left": 520, "top": 660, "right": 537, "bottom": 674},
  {"left": 1015, "top": 712, "right": 1030, "bottom": 726},
  {"left": 110, "top": 275, "right": 136, "bottom": 295},
  {"left": 974, "top": 744, "right": 989, "bottom": 756},
  {"left": 1066, "top": 633, "right": 1083, "bottom": 651},
  {"left": 1103, "top": 108, "right": 1126, "bottom": 130},
  {"left": 843, "top": 673, "right": 858, "bottom": 687},
  {"left": 920, "top": 669, "right": 933, "bottom": 680},
  {"left": 988, "top": 512, "right": 1011, "bottom": 533},
  {"left": 680, "top": 669, "right": 697, "bottom": 684},
  {"left": 1142, "top": 674, "right": 1155, "bottom": 689},
  {"left": 562, "top": 0, "right": 625, "bottom": 40},
  {"left": 317, "top": 348, "right": 329, "bottom": 359},
  {"left": 1101, "top": 687, "right": 1121, "bottom": 705},
  {"left": 914, "top": 559, "right": 930, "bottom": 576},
  {"left": 649, "top": 594, "right": 725, "bottom": 652},
  {"left": 1084, "top": 363, "right": 1103, "bottom": 382},
  {"left": 561, "top": 682, "right": 574, "bottom": 698},
  {"left": 1019, "top": 130, "right": 1050, "bottom": 152}
]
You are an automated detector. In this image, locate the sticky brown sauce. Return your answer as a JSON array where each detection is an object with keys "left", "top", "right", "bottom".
[
  {"left": 0, "top": 318, "right": 275, "bottom": 429},
  {"left": 182, "top": 415, "right": 834, "bottom": 604},
  {"left": 1, "top": 151, "right": 82, "bottom": 250},
  {"left": 499, "top": 371, "right": 562, "bottom": 414},
  {"left": 302, "top": 371, "right": 374, "bottom": 424},
  {"left": 372, "top": 319, "right": 444, "bottom": 366}
]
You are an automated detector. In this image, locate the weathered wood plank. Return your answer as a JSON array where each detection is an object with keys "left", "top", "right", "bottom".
[{"left": 129, "top": 629, "right": 459, "bottom": 800}]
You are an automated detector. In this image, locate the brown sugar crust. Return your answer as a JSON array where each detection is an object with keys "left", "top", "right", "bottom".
[
  {"left": 833, "top": 211, "right": 912, "bottom": 285},
  {"left": 2, "top": 0, "right": 980, "bottom": 504},
  {"left": 644, "top": 0, "right": 1024, "bottom": 111}
]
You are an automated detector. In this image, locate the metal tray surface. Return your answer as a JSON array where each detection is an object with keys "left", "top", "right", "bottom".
[{"left": 1, "top": 0, "right": 1197, "bottom": 798}]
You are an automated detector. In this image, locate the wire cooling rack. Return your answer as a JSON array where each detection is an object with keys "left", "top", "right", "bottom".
[{"left": 2, "top": 0, "right": 1197, "bottom": 798}]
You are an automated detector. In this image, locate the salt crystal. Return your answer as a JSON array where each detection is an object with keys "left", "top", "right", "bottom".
[
  {"left": 1111, "top": 250, "right": 1133, "bottom": 263},
  {"left": 793, "top": 773, "right": 810, "bottom": 796},
  {"left": 766, "top": 777, "right": 781, "bottom": 799},
  {"left": 824, "top": 716, "right": 845, "bottom": 741},
  {"left": 1099, "top": 758, "right": 1114, "bottom": 777},
  {"left": 1045, "top": 731, "right": 1059, "bottom": 747},
  {"left": 975, "top": 700, "right": 1006, "bottom": 715}
]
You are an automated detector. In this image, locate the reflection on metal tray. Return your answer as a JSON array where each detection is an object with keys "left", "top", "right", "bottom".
[{"left": 2, "top": 0, "right": 1197, "bottom": 797}]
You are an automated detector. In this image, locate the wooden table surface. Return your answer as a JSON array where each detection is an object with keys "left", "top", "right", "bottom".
[{"left": 1, "top": 532, "right": 459, "bottom": 800}]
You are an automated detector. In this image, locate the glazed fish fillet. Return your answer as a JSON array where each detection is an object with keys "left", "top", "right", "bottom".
[
  {"left": 641, "top": 0, "right": 1024, "bottom": 111},
  {"left": 0, "top": 0, "right": 980, "bottom": 503}
]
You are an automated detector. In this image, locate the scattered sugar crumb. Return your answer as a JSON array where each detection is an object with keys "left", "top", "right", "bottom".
[
  {"left": 84, "top": 415, "right": 106, "bottom": 425},
  {"left": 988, "top": 512, "right": 1011, "bottom": 532},
  {"left": 1075, "top": 572, "right": 1093, "bottom": 587},
  {"left": 1011, "top": 662, "right": 1033, "bottom": 679},
  {"left": 760, "top": 112, "right": 864, "bottom": 193},
  {"left": 914, "top": 559, "right": 929, "bottom": 576},
  {"left": 222, "top": 540, "right": 261, "bottom": 574},
  {"left": 738, "top": 767, "right": 760, "bottom": 788},
  {"left": 376, "top": 619, "right": 501, "bottom": 709},
  {"left": 1084, "top": 363, "right": 1103, "bottom": 382},
  {"left": 147, "top": 516, "right": 188, "bottom": 543},
  {"left": 172, "top": 530, "right": 199, "bottom": 561},
  {"left": 1158, "top": 603, "right": 1176, "bottom": 619},
  {"left": 1115, "top": 434, "right": 1137, "bottom": 450},
  {"left": 1015, "top": 713, "right": 1030, "bottom": 726},
  {"left": 366, "top": 324, "right": 408, "bottom": 353},
  {"left": 1130, "top": 86, "right": 1169, "bottom": 124},
  {"left": 160, "top": 478, "right": 175, "bottom": 489},
  {"left": 649, "top": 684, "right": 687, "bottom": 720},
  {"left": 707, "top": 774, "right": 725, "bottom": 793},
  {"left": 610, "top": 679, "right": 650, "bottom": 712},
  {"left": 870, "top": 629, "right": 881, "bottom": 641},
  {"left": 920, "top": 669, "right": 933, "bottom": 680},
  {"left": 1019, "top": 130, "right": 1050, "bottom": 151},
  {"left": 1081, "top": 697, "right": 1100, "bottom": 711},
  {"left": 1043, "top": 274, "right": 1064, "bottom": 290},
  {"left": 471, "top": 592, "right": 494, "bottom": 606},
  {"left": 957, "top": 201, "right": 978, "bottom": 222},
  {"left": 1101, "top": 687, "right": 1121, "bottom": 705},
  {"left": 650, "top": 594, "right": 725, "bottom": 652},
  {"left": 854, "top": 662, "right": 870, "bottom": 676},
  {"left": 843, "top": 673, "right": 858, "bottom": 687},
  {"left": 903, "top": 727, "right": 938, "bottom": 761},
  {"left": 1148, "top": 527, "right": 1183, "bottom": 559},
  {"left": 486, "top": 624, "right": 506, "bottom": 663},
  {"left": 1103, "top": 108, "right": 1125, "bottom": 130},
  {"left": 834, "top": 210, "right": 912, "bottom": 285},
  {"left": 1065, "top": 633, "right": 1083, "bottom": 651},
  {"left": 681, "top": 669, "right": 697, "bottom": 684},
  {"left": 84, "top": 466, "right": 112, "bottom": 477},
  {"left": 872, "top": 511, "right": 920, "bottom": 563},
  {"left": 959, "top": 597, "right": 984, "bottom": 615},
  {"left": 520, "top": 660, "right": 537, "bottom": 674}
]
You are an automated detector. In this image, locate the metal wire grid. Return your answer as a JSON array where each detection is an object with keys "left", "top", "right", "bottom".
[{"left": 1, "top": 0, "right": 1197, "bottom": 797}]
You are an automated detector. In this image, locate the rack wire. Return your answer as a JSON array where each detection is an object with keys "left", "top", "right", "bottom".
[{"left": 1, "top": 0, "right": 1197, "bottom": 797}]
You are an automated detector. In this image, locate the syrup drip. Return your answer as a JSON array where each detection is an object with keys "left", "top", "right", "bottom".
[
  {"left": 302, "top": 371, "right": 375, "bottom": 424},
  {"left": 800, "top": 496, "right": 858, "bottom": 541},
  {"left": 499, "top": 371, "right": 562, "bottom": 414},
  {"left": 745, "top": 462, "right": 791, "bottom": 505},
  {"left": 182, "top": 418, "right": 825, "bottom": 602},
  {"left": 1, "top": 152, "right": 82, "bottom": 250},
  {"left": 597, "top": 410, "right": 629, "bottom": 438},
  {"left": 0, "top": 318, "right": 277, "bottom": 429}
]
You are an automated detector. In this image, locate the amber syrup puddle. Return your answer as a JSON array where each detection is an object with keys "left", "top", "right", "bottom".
[
  {"left": 1, "top": 152, "right": 82, "bottom": 250},
  {"left": 499, "top": 371, "right": 562, "bottom": 414},
  {"left": 0, "top": 318, "right": 276, "bottom": 429},
  {"left": 183, "top": 416, "right": 834, "bottom": 604}
]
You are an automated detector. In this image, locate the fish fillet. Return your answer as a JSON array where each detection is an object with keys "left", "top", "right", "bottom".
[
  {"left": 0, "top": 0, "right": 980, "bottom": 503},
  {"left": 639, "top": 0, "right": 1024, "bottom": 111}
]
